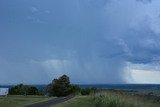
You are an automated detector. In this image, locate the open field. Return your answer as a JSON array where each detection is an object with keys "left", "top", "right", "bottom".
[
  {"left": 0, "top": 95, "right": 52, "bottom": 107},
  {"left": 53, "top": 90, "right": 160, "bottom": 107}
]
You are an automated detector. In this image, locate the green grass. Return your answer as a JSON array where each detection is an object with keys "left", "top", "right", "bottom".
[
  {"left": 94, "top": 92, "right": 156, "bottom": 107},
  {"left": 52, "top": 96, "right": 95, "bottom": 107},
  {"left": 0, "top": 95, "right": 52, "bottom": 107},
  {"left": 53, "top": 91, "right": 160, "bottom": 107}
]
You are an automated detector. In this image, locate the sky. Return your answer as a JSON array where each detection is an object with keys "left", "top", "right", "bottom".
[{"left": 0, "top": 0, "right": 160, "bottom": 84}]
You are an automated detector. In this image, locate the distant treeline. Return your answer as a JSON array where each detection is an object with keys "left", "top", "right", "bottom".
[
  {"left": 9, "top": 75, "right": 97, "bottom": 97},
  {"left": 9, "top": 84, "right": 40, "bottom": 95}
]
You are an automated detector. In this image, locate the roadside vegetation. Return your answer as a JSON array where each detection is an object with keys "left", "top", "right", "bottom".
[
  {"left": 9, "top": 84, "right": 41, "bottom": 95},
  {"left": 94, "top": 91, "right": 160, "bottom": 107},
  {"left": 53, "top": 90, "right": 160, "bottom": 107}
]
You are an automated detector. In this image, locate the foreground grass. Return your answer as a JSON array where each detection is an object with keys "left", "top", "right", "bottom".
[
  {"left": 53, "top": 91, "right": 160, "bottom": 107},
  {"left": 0, "top": 95, "right": 52, "bottom": 107},
  {"left": 94, "top": 91, "right": 159, "bottom": 107},
  {"left": 52, "top": 96, "right": 95, "bottom": 107}
]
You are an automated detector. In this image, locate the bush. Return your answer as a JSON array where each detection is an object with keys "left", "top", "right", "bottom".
[
  {"left": 70, "top": 85, "right": 81, "bottom": 93},
  {"left": 9, "top": 84, "right": 39, "bottom": 95},
  {"left": 81, "top": 88, "right": 91, "bottom": 95},
  {"left": 81, "top": 87, "right": 97, "bottom": 95}
]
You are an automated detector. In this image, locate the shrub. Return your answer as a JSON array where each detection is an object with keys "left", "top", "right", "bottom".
[
  {"left": 9, "top": 84, "right": 39, "bottom": 95},
  {"left": 70, "top": 85, "right": 81, "bottom": 93},
  {"left": 81, "top": 87, "right": 97, "bottom": 95},
  {"left": 81, "top": 88, "right": 91, "bottom": 95}
]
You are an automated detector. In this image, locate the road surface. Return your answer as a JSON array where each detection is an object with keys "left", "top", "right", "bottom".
[{"left": 25, "top": 96, "right": 73, "bottom": 107}]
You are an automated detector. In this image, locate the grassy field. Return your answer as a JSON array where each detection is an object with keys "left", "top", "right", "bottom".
[
  {"left": 0, "top": 95, "right": 52, "bottom": 107},
  {"left": 53, "top": 90, "right": 160, "bottom": 107}
]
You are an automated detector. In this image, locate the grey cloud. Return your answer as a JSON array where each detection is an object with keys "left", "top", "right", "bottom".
[
  {"left": 30, "top": 7, "right": 38, "bottom": 13},
  {"left": 136, "top": 0, "right": 152, "bottom": 4},
  {"left": 0, "top": 0, "right": 160, "bottom": 84}
]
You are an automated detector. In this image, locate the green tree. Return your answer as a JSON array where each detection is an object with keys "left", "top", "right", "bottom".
[
  {"left": 28, "top": 86, "right": 39, "bottom": 95},
  {"left": 51, "top": 75, "right": 71, "bottom": 97},
  {"left": 46, "top": 74, "right": 81, "bottom": 97},
  {"left": 9, "top": 84, "right": 39, "bottom": 95}
]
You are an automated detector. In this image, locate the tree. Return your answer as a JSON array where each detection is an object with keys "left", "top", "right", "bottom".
[
  {"left": 46, "top": 74, "right": 81, "bottom": 97},
  {"left": 70, "top": 85, "right": 81, "bottom": 93},
  {"left": 51, "top": 75, "right": 72, "bottom": 97},
  {"left": 28, "top": 86, "right": 39, "bottom": 95},
  {"left": 9, "top": 84, "right": 39, "bottom": 95}
]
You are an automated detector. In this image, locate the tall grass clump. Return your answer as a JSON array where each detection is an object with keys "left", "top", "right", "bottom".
[
  {"left": 95, "top": 94, "right": 125, "bottom": 107},
  {"left": 94, "top": 91, "right": 157, "bottom": 107}
]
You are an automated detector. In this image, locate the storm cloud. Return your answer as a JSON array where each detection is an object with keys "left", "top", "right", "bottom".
[{"left": 0, "top": 0, "right": 160, "bottom": 84}]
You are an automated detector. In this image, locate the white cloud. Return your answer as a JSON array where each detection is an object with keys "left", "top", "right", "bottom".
[
  {"left": 126, "top": 69, "right": 160, "bottom": 84},
  {"left": 124, "top": 62, "right": 160, "bottom": 84}
]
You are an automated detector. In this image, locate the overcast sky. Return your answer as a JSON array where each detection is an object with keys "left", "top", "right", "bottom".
[{"left": 0, "top": 0, "right": 160, "bottom": 84}]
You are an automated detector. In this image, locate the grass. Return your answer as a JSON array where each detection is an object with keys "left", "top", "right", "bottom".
[
  {"left": 0, "top": 95, "right": 52, "bottom": 107},
  {"left": 53, "top": 91, "right": 160, "bottom": 107},
  {"left": 94, "top": 91, "right": 157, "bottom": 107},
  {"left": 52, "top": 96, "right": 95, "bottom": 107}
]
